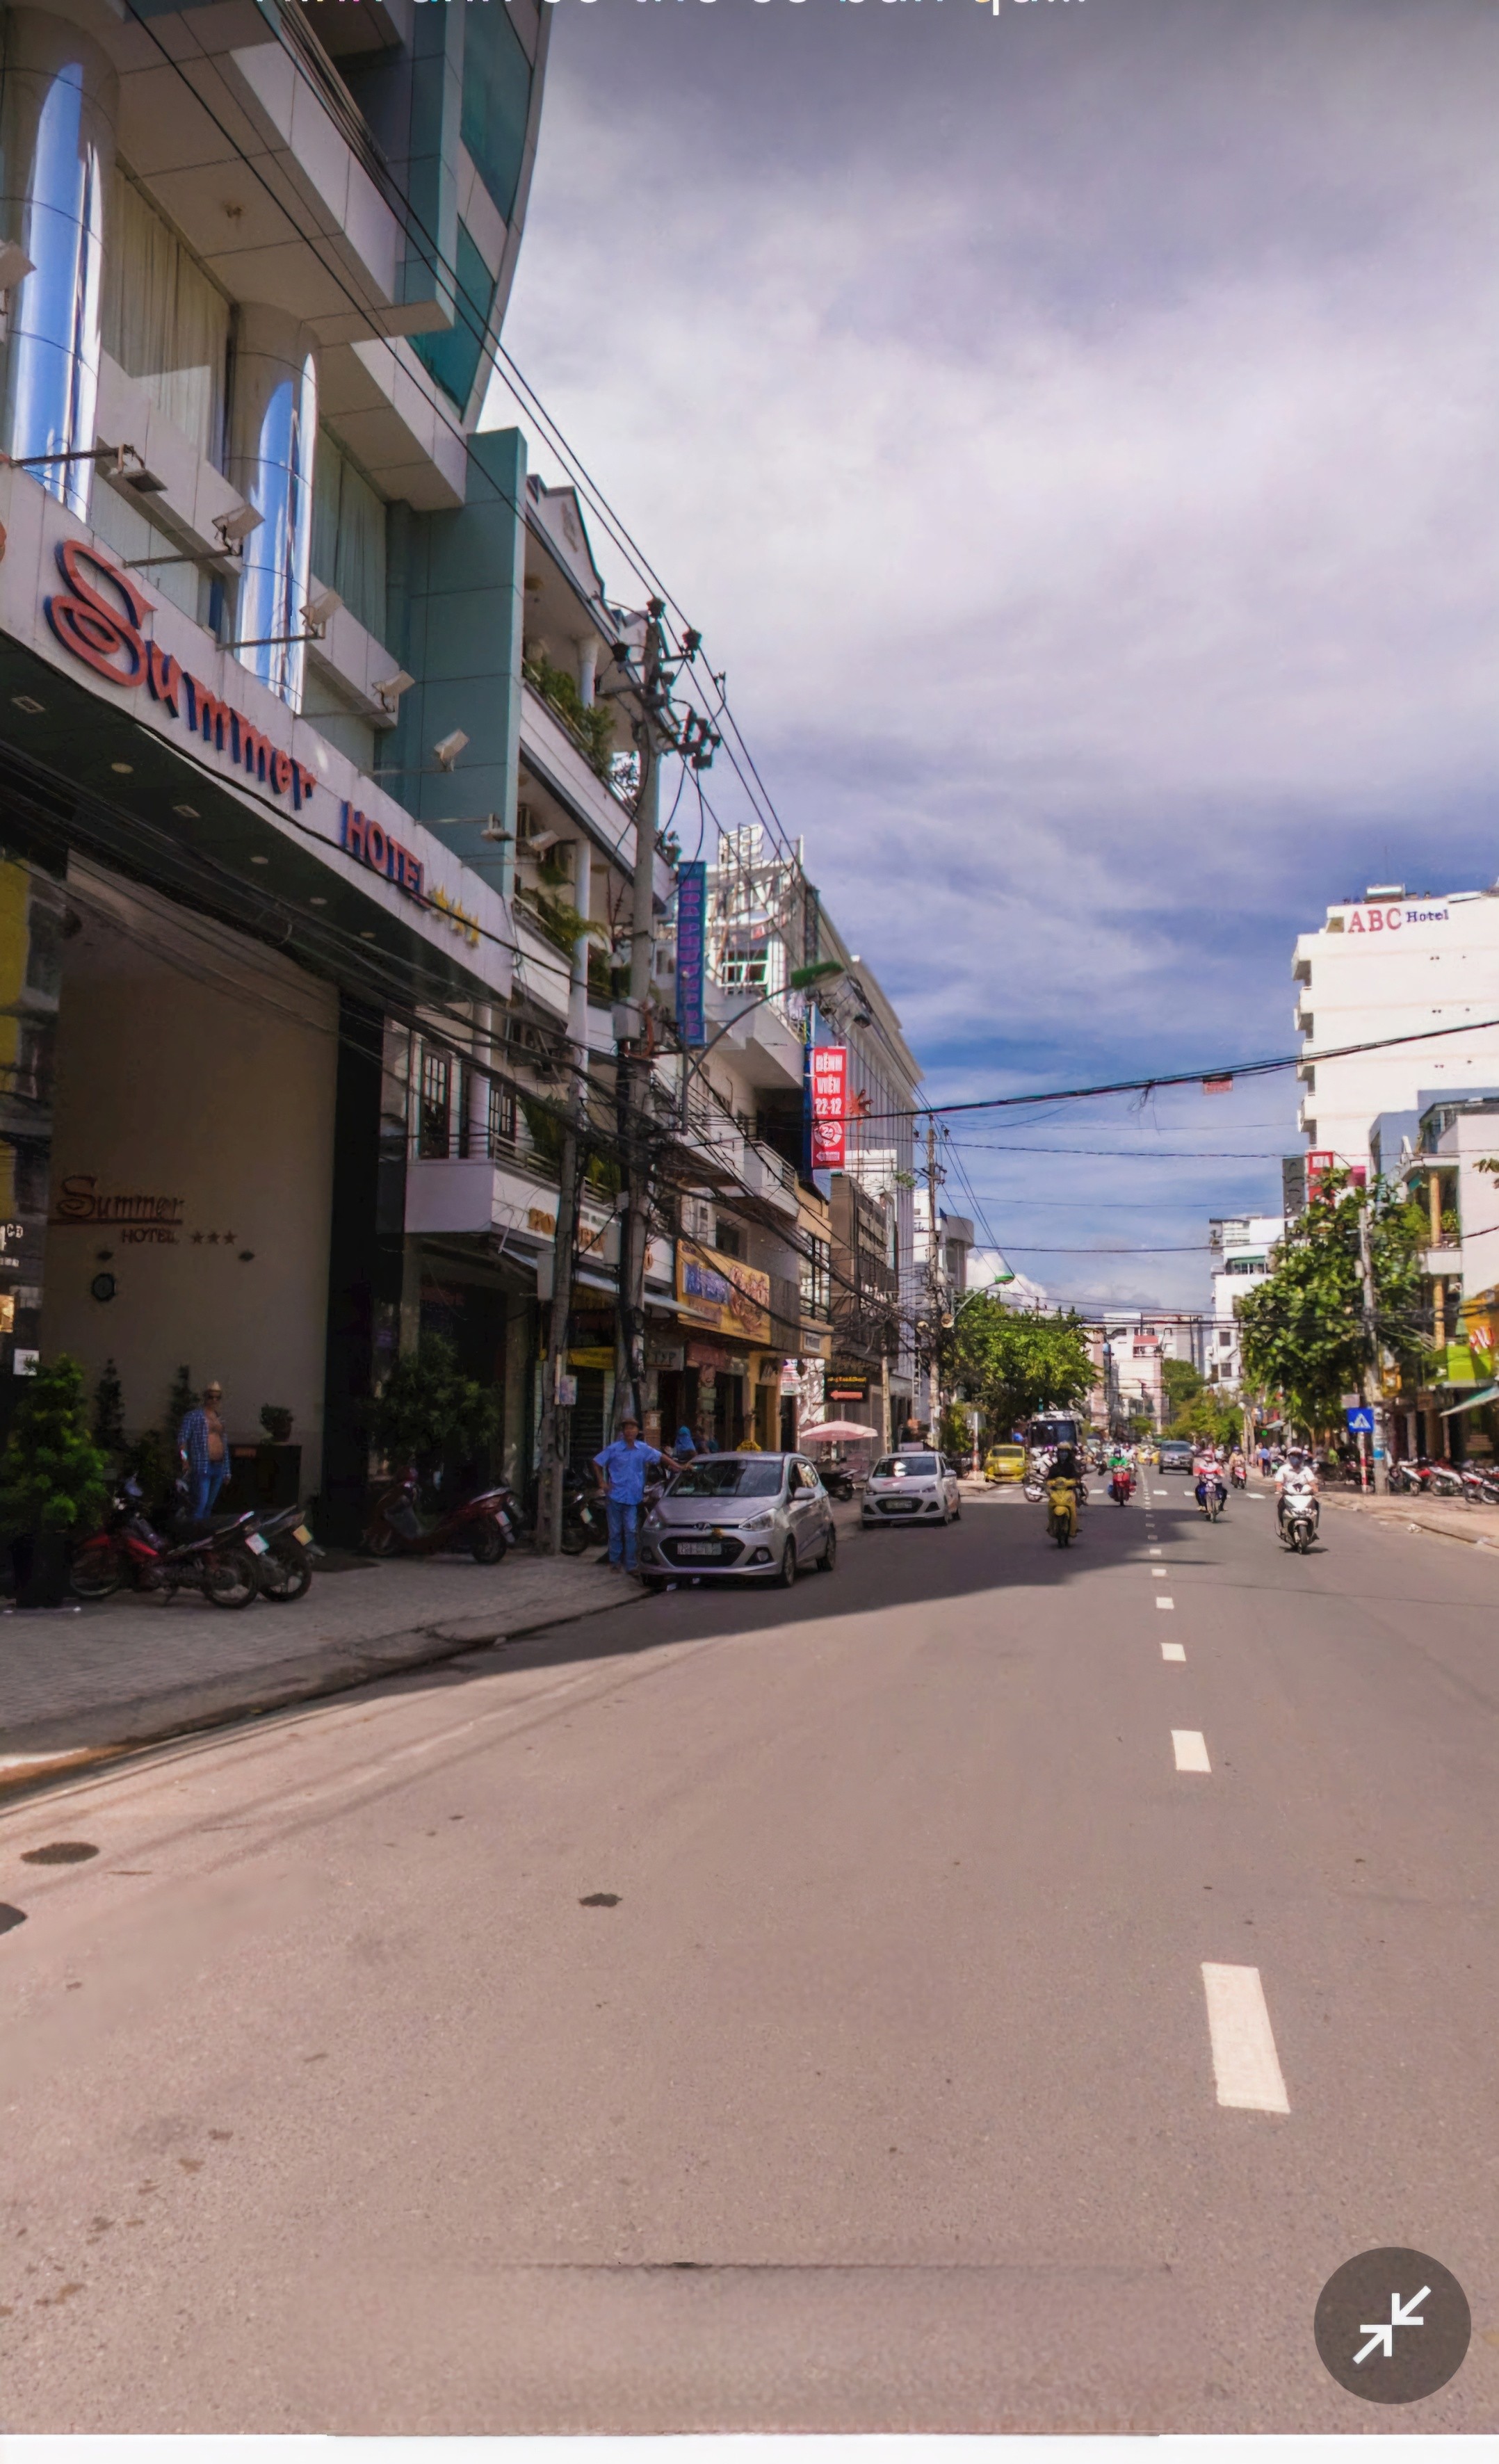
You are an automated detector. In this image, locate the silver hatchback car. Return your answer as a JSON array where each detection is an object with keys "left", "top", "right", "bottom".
[{"left": 638, "top": 1452, "right": 836, "bottom": 1589}]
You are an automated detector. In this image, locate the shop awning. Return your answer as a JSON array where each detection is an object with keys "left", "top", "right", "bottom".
[{"left": 1439, "top": 1383, "right": 1499, "bottom": 1417}]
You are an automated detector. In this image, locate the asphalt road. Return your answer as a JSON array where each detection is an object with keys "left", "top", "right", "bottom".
[{"left": 3, "top": 1477, "right": 1496, "bottom": 2432}]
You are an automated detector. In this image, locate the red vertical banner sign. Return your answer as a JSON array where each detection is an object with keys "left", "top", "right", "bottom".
[{"left": 809, "top": 1045, "right": 848, "bottom": 1170}]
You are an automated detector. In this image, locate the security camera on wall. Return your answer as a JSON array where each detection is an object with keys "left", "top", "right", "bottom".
[{"left": 432, "top": 729, "right": 469, "bottom": 772}]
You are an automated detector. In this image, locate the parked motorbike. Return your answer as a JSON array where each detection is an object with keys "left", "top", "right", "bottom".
[
  {"left": 1427, "top": 1464, "right": 1465, "bottom": 1499},
  {"left": 559, "top": 1475, "right": 603, "bottom": 1556},
  {"left": 69, "top": 1481, "right": 262, "bottom": 1607},
  {"left": 250, "top": 1502, "right": 322, "bottom": 1601},
  {"left": 363, "top": 1467, "right": 516, "bottom": 1562},
  {"left": 820, "top": 1464, "right": 857, "bottom": 1504}
]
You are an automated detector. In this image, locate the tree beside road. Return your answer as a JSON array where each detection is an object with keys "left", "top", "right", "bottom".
[{"left": 1238, "top": 1172, "right": 1429, "bottom": 1436}]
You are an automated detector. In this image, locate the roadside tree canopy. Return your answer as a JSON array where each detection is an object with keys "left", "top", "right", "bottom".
[
  {"left": 947, "top": 1300, "right": 1092, "bottom": 1435},
  {"left": 1237, "top": 1173, "right": 1429, "bottom": 1436}
]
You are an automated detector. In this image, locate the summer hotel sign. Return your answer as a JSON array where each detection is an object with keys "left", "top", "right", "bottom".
[{"left": 42, "top": 542, "right": 447, "bottom": 922}]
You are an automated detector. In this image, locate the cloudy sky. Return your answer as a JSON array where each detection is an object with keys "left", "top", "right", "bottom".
[{"left": 489, "top": 0, "right": 1499, "bottom": 1311}]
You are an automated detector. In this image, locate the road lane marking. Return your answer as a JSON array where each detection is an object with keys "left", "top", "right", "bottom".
[
  {"left": 1161, "top": 1641, "right": 1186, "bottom": 1662},
  {"left": 1149, "top": 1546, "right": 1162, "bottom": 1555},
  {"left": 1172, "top": 1728, "right": 1210, "bottom": 1772},
  {"left": 1156, "top": 1596, "right": 1175, "bottom": 1610},
  {"left": 1201, "top": 1963, "right": 1290, "bottom": 2113}
]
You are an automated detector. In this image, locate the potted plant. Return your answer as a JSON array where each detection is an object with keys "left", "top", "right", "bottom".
[
  {"left": 370, "top": 1336, "right": 499, "bottom": 1496},
  {"left": 0, "top": 1354, "right": 112, "bottom": 1606}
]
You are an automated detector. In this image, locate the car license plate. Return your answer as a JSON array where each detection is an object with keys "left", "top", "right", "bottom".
[
  {"left": 245, "top": 1532, "right": 269, "bottom": 1555},
  {"left": 293, "top": 1523, "right": 311, "bottom": 1545},
  {"left": 677, "top": 1541, "right": 721, "bottom": 1557}
]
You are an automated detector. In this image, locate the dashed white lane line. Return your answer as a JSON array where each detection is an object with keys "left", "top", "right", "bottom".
[
  {"left": 1149, "top": 1546, "right": 1162, "bottom": 1555},
  {"left": 1156, "top": 1595, "right": 1175, "bottom": 1610},
  {"left": 1201, "top": 1963, "right": 1290, "bottom": 2113},
  {"left": 1172, "top": 1728, "right": 1210, "bottom": 1772},
  {"left": 1161, "top": 1641, "right": 1186, "bottom": 1662}
]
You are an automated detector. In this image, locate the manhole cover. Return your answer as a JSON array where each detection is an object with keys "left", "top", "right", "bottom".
[{"left": 21, "top": 1842, "right": 99, "bottom": 1866}]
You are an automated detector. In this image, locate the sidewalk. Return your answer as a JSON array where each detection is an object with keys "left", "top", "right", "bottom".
[
  {"left": 1320, "top": 1485, "right": 1499, "bottom": 1553},
  {"left": 0, "top": 1546, "right": 629, "bottom": 1783}
]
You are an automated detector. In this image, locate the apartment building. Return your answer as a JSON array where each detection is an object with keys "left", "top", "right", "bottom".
[
  {"left": 1372, "top": 1089, "right": 1499, "bottom": 1464},
  {"left": 1206, "top": 1215, "right": 1285, "bottom": 1391},
  {"left": 1293, "top": 883, "right": 1499, "bottom": 1178}
]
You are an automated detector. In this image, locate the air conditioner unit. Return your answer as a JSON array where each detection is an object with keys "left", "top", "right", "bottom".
[{"left": 681, "top": 1197, "right": 715, "bottom": 1242}]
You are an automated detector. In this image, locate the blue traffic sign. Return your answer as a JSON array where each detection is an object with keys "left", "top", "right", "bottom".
[{"left": 1345, "top": 1406, "right": 1375, "bottom": 1433}]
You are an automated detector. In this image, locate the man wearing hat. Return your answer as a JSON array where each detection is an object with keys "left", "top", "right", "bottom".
[{"left": 592, "top": 1416, "right": 663, "bottom": 1575}]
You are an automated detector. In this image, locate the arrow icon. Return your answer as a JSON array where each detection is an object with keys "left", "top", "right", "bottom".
[{"left": 1356, "top": 2286, "right": 1430, "bottom": 2365}]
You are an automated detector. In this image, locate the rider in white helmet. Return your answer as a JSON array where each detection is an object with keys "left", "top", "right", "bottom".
[{"left": 1274, "top": 1445, "right": 1319, "bottom": 1532}]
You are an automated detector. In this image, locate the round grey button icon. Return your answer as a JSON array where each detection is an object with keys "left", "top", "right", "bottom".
[{"left": 1314, "top": 2248, "right": 1470, "bottom": 2403}]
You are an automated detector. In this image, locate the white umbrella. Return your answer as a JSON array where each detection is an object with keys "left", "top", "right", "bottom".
[{"left": 799, "top": 1420, "right": 881, "bottom": 1443}]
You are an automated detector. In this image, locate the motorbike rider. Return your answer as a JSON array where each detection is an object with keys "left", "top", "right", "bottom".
[
  {"left": 1194, "top": 1446, "right": 1227, "bottom": 1514},
  {"left": 1274, "top": 1446, "right": 1320, "bottom": 1533},
  {"left": 1228, "top": 1444, "right": 1247, "bottom": 1489},
  {"left": 1046, "top": 1443, "right": 1085, "bottom": 1540}
]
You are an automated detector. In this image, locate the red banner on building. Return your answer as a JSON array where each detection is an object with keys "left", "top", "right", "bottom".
[{"left": 809, "top": 1045, "right": 848, "bottom": 1170}]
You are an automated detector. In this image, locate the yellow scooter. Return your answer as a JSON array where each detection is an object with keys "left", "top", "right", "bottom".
[{"left": 1046, "top": 1473, "right": 1080, "bottom": 1547}]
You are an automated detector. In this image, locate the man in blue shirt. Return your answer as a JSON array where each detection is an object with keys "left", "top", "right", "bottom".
[{"left": 592, "top": 1417, "right": 663, "bottom": 1574}]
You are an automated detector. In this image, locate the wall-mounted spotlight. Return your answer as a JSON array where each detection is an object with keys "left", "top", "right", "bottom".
[{"left": 375, "top": 668, "right": 414, "bottom": 715}]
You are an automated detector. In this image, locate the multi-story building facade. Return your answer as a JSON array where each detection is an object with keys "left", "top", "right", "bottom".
[
  {"left": 1206, "top": 1215, "right": 1285, "bottom": 1391},
  {"left": 1373, "top": 1090, "right": 1499, "bottom": 1466},
  {"left": 0, "top": 0, "right": 927, "bottom": 1541},
  {"left": 1293, "top": 884, "right": 1499, "bottom": 1177},
  {"left": 676, "top": 831, "right": 919, "bottom": 1453},
  {"left": 0, "top": 0, "right": 562, "bottom": 1533}
]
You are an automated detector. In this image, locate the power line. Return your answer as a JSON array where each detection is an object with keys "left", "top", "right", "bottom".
[{"left": 851, "top": 1009, "right": 1499, "bottom": 1127}]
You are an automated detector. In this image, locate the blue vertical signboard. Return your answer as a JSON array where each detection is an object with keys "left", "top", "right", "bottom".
[{"left": 676, "top": 860, "right": 706, "bottom": 1045}]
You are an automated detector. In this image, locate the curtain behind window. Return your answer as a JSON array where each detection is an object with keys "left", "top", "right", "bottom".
[
  {"left": 104, "top": 170, "right": 229, "bottom": 466},
  {"left": 311, "top": 428, "right": 388, "bottom": 646}
]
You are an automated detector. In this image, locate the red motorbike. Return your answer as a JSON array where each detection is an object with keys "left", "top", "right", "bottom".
[
  {"left": 362, "top": 1466, "right": 517, "bottom": 1564},
  {"left": 69, "top": 1482, "right": 262, "bottom": 1608},
  {"left": 1109, "top": 1467, "right": 1133, "bottom": 1506}
]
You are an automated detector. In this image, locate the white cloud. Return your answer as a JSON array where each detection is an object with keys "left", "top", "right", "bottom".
[{"left": 495, "top": 1, "right": 1498, "bottom": 1303}]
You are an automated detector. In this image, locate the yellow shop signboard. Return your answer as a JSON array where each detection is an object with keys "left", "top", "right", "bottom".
[{"left": 676, "top": 1242, "right": 771, "bottom": 1347}]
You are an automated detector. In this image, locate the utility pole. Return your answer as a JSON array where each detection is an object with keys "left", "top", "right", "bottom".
[
  {"left": 925, "top": 1112, "right": 942, "bottom": 1443},
  {"left": 614, "top": 685, "right": 658, "bottom": 1436},
  {"left": 1356, "top": 1187, "right": 1384, "bottom": 1495},
  {"left": 535, "top": 1094, "right": 582, "bottom": 1552},
  {"left": 612, "top": 605, "right": 718, "bottom": 1440}
]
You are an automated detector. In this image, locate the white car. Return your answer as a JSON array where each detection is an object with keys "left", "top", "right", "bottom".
[{"left": 861, "top": 1449, "right": 962, "bottom": 1527}]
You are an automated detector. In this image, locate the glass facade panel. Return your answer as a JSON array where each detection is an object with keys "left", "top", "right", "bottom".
[
  {"left": 310, "top": 426, "right": 388, "bottom": 645},
  {"left": 460, "top": 4, "right": 531, "bottom": 223},
  {"left": 412, "top": 221, "right": 496, "bottom": 413}
]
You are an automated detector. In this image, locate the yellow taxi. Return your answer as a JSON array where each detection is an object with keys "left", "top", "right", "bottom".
[{"left": 985, "top": 1443, "right": 1028, "bottom": 1484}]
